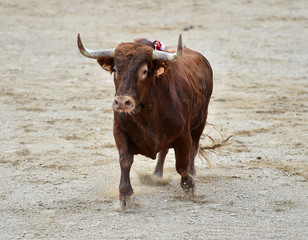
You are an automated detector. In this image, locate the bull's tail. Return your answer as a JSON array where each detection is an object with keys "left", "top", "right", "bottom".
[{"left": 198, "top": 123, "right": 232, "bottom": 166}]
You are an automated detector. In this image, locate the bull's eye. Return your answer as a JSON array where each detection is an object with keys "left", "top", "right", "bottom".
[
  {"left": 113, "top": 66, "right": 119, "bottom": 78},
  {"left": 139, "top": 64, "right": 148, "bottom": 81}
]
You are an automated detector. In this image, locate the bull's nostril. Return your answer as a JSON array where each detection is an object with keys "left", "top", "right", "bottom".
[{"left": 113, "top": 97, "right": 134, "bottom": 111}]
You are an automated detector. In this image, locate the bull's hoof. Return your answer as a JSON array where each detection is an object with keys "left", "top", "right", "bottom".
[
  {"left": 180, "top": 175, "right": 196, "bottom": 195},
  {"left": 119, "top": 193, "right": 135, "bottom": 210},
  {"left": 152, "top": 170, "right": 163, "bottom": 178}
]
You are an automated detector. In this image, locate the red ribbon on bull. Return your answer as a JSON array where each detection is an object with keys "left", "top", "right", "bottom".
[{"left": 153, "top": 40, "right": 165, "bottom": 51}]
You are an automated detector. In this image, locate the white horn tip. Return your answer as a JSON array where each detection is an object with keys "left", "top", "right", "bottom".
[
  {"left": 77, "top": 33, "right": 86, "bottom": 55},
  {"left": 177, "top": 34, "right": 183, "bottom": 58}
]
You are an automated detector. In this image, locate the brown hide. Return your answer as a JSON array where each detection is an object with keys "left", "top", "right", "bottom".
[{"left": 96, "top": 38, "right": 213, "bottom": 208}]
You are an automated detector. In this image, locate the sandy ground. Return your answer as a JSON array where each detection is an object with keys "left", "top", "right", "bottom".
[{"left": 1, "top": 0, "right": 308, "bottom": 239}]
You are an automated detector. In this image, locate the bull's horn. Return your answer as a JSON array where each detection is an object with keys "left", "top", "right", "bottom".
[
  {"left": 152, "top": 34, "right": 183, "bottom": 62},
  {"left": 77, "top": 33, "right": 115, "bottom": 59}
]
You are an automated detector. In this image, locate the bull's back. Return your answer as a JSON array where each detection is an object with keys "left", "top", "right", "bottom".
[{"left": 171, "top": 48, "right": 213, "bottom": 122}]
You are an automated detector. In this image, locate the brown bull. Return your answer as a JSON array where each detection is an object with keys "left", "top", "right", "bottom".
[{"left": 77, "top": 33, "right": 213, "bottom": 209}]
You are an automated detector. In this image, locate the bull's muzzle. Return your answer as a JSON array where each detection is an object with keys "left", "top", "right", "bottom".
[{"left": 112, "top": 96, "right": 136, "bottom": 113}]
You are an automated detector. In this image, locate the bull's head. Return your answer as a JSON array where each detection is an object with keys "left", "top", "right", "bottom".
[{"left": 77, "top": 34, "right": 183, "bottom": 114}]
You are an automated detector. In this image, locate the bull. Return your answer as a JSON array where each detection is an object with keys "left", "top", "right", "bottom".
[{"left": 77, "top": 33, "right": 213, "bottom": 209}]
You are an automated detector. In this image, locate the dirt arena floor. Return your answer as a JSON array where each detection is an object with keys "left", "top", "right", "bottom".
[{"left": 1, "top": 0, "right": 307, "bottom": 239}]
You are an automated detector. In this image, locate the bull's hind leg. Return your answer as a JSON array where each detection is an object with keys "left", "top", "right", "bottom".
[
  {"left": 190, "top": 121, "right": 207, "bottom": 177},
  {"left": 189, "top": 142, "right": 198, "bottom": 177},
  {"left": 174, "top": 134, "right": 195, "bottom": 194},
  {"left": 153, "top": 148, "right": 169, "bottom": 178}
]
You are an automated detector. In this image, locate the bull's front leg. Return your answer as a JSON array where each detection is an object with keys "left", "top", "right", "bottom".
[
  {"left": 119, "top": 152, "right": 134, "bottom": 209},
  {"left": 114, "top": 127, "right": 135, "bottom": 209}
]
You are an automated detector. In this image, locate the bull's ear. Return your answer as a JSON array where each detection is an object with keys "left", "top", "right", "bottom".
[
  {"left": 97, "top": 56, "right": 114, "bottom": 73},
  {"left": 155, "top": 61, "right": 169, "bottom": 78},
  {"left": 156, "top": 67, "right": 164, "bottom": 77}
]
